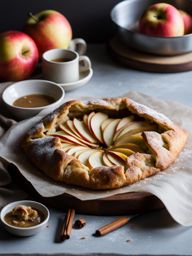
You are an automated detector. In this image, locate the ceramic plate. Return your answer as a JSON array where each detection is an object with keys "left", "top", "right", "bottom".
[{"left": 58, "top": 68, "right": 93, "bottom": 91}]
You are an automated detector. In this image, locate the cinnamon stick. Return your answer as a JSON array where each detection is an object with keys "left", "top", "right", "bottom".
[
  {"left": 60, "top": 209, "right": 75, "bottom": 241},
  {"left": 74, "top": 218, "right": 86, "bottom": 229},
  {"left": 94, "top": 217, "right": 129, "bottom": 237}
]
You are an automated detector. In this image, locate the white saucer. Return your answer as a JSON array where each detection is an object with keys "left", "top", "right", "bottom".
[{"left": 57, "top": 68, "right": 93, "bottom": 91}]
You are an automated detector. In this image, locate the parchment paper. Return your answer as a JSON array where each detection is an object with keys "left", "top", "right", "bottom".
[{"left": 0, "top": 91, "right": 192, "bottom": 226}]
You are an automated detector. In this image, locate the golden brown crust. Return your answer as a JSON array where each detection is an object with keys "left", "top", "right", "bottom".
[{"left": 22, "top": 97, "right": 188, "bottom": 190}]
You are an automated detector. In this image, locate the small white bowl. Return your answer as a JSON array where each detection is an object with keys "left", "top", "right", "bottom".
[
  {"left": 0, "top": 200, "right": 50, "bottom": 237},
  {"left": 2, "top": 79, "right": 65, "bottom": 120}
]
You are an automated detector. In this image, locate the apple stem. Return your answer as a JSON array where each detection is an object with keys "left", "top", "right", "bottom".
[{"left": 28, "top": 12, "right": 39, "bottom": 23}]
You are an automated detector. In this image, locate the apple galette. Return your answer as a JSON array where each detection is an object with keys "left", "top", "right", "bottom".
[{"left": 22, "top": 98, "right": 188, "bottom": 190}]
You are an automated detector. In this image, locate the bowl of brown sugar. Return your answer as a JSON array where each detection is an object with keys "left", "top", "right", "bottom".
[{"left": 2, "top": 79, "right": 65, "bottom": 120}]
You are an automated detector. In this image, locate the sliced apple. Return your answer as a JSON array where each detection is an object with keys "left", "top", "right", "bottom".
[
  {"left": 77, "top": 149, "right": 97, "bottom": 165},
  {"left": 60, "top": 123, "right": 80, "bottom": 139},
  {"left": 112, "top": 143, "right": 143, "bottom": 153},
  {"left": 67, "top": 146, "right": 89, "bottom": 156},
  {"left": 73, "top": 148, "right": 91, "bottom": 158},
  {"left": 59, "top": 124, "right": 98, "bottom": 148},
  {"left": 109, "top": 150, "right": 128, "bottom": 162},
  {"left": 106, "top": 152, "right": 124, "bottom": 166},
  {"left": 103, "top": 119, "right": 120, "bottom": 146},
  {"left": 87, "top": 112, "right": 95, "bottom": 131},
  {"left": 114, "top": 133, "right": 143, "bottom": 145},
  {"left": 114, "top": 122, "right": 156, "bottom": 142},
  {"left": 90, "top": 112, "right": 108, "bottom": 143},
  {"left": 110, "top": 148, "right": 134, "bottom": 156},
  {"left": 87, "top": 151, "right": 104, "bottom": 169},
  {"left": 114, "top": 128, "right": 153, "bottom": 147},
  {"left": 116, "top": 116, "right": 135, "bottom": 131},
  {"left": 102, "top": 153, "right": 114, "bottom": 167},
  {"left": 113, "top": 122, "right": 133, "bottom": 141},
  {"left": 50, "top": 131, "right": 93, "bottom": 147},
  {"left": 73, "top": 118, "right": 97, "bottom": 143},
  {"left": 65, "top": 120, "right": 82, "bottom": 138},
  {"left": 114, "top": 121, "right": 146, "bottom": 141},
  {"left": 101, "top": 118, "right": 114, "bottom": 131},
  {"left": 114, "top": 121, "right": 140, "bottom": 141}
]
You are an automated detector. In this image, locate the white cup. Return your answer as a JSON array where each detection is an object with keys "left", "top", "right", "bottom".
[{"left": 42, "top": 49, "right": 91, "bottom": 84}]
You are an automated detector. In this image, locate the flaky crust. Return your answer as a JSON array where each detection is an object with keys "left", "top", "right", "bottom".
[{"left": 22, "top": 97, "right": 188, "bottom": 190}]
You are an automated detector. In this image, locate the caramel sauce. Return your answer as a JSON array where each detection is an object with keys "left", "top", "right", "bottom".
[{"left": 13, "top": 94, "right": 55, "bottom": 108}]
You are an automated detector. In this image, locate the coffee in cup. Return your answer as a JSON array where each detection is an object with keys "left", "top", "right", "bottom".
[{"left": 42, "top": 49, "right": 91, "bottom": 84}]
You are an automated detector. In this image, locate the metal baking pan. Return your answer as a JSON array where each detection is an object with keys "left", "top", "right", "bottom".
[{"left": 111, "top": 0, "right": 192, "bottom": 55}]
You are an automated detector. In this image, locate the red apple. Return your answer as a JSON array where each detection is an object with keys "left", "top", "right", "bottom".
[
  {"left": 139, "top": 3, "right": 184, "bottom": 37},
  {"left": 0, "top": 31, "right": 39, "bottom": 81},
  {"left": 24, "top": 10, "right": 72, "bottom": 56},
  {"left": 179, "top": 10, "right": 192, "bottom": 34}
]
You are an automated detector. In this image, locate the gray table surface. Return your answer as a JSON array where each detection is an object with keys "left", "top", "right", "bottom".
[{"left": 1, "top": 44, "right": 192, "bottom": 256}]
